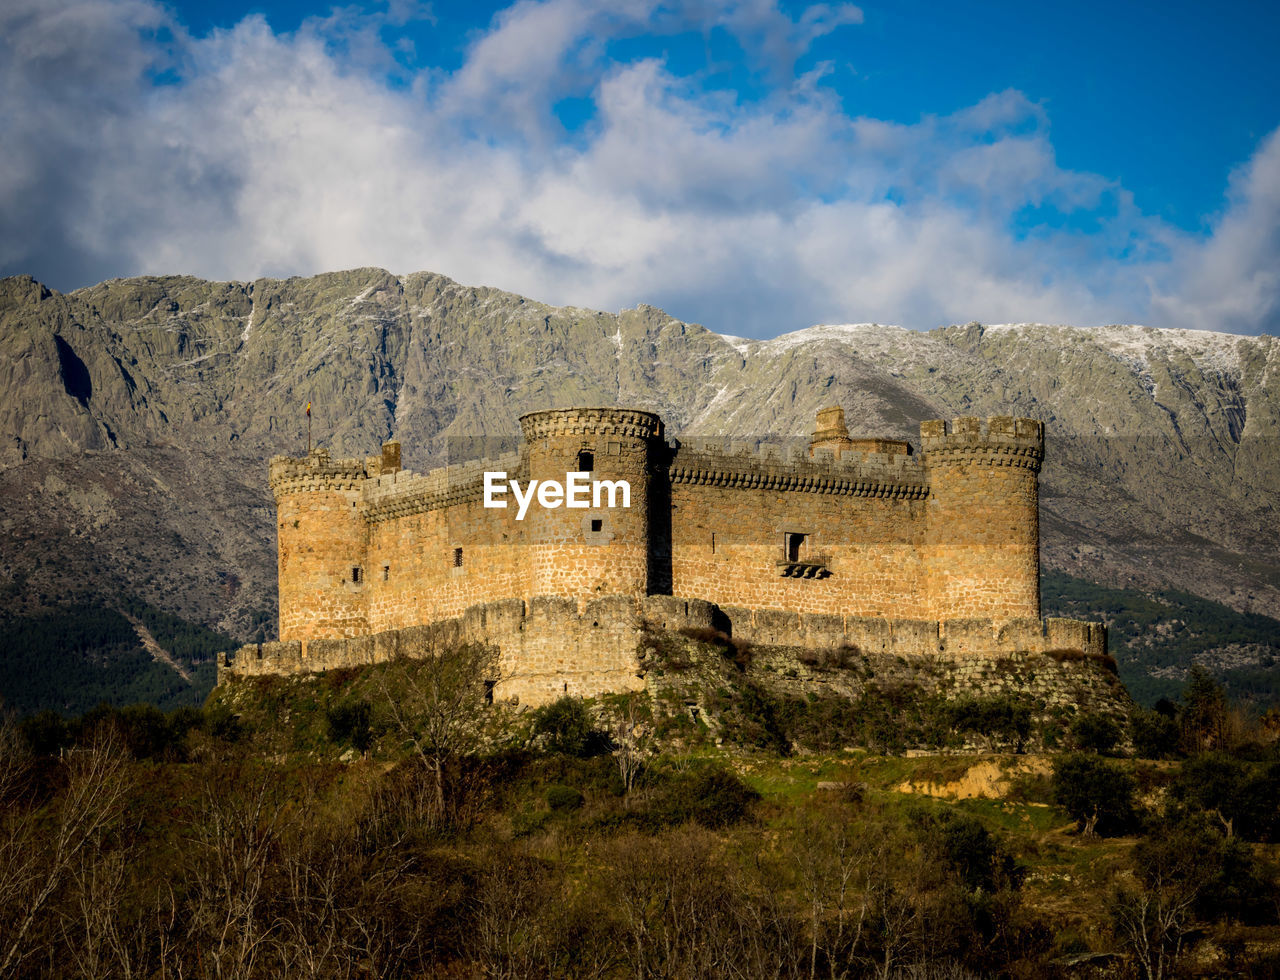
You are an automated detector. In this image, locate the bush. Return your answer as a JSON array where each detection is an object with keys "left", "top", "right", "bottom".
[
  {"left": 1051, "top": 753, "right": 1138, "bottom": 835},
  {"left": 644, "top": 764, "right": 759, "bottom": 829},
  {"left": 1131, "top": 816, "right": 1279, "bottom": 924},
  {"left": 531, "top": 696, "right": 608, "bottom": 757},
  {"left": 910, "top": 807, "right": 1022, "bottom": 893},
  {"left": 1169, "top": 756, "right": 1280, "bottom": 842},
  {"left": 707, "top": 681, "right": 790, "bottom": 754},
  {"left": 1071, "top": 713, "right": 1122, "bottom": 754},
  {"left": 19, "top": 710, "right": 70, "bottom": 755},
  {"left": 1130, "top": 708, "right": 1180, "bottom": 759},
  {"left": 76, "top": 702, "right": 192, "bottom": 759},
  {"left": 327, "top": 698, "right": 373, "bottom": 752},
  {"left": 203, "top": 701, "right": 243, "bottom": 742},
  {"left": 945, "top": 696, "right": 1032, "bottom": 751},
  {"left": 545, "top": 784, "right": 585, "bottom": 812}
]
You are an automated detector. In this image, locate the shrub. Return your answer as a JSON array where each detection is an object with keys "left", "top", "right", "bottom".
[
  {"left": 1071, "top": 712, "right": 1122, "bottom": 754},
  {"left": 1045, "top": 647, "right": 1119, "bottom": 674},
  {"left": 203, "top": 701, "right": 244, "bottom": 742},
  {"left": 532, "top": 696, "right": 608, "bottom": 757},
  {"left": 327, "top": 698, "right": 374, "bottom": 752},
  {"left": 1051, "top": 753, "right": 1138, "bottom": 835},
  {"left": 1130, "top": 815, "right": 1278, "bottom": 924},
  {"left": 945, "top": 696, "right": 1032, "bottom": 751},
  {"left": 708, "top": 681, "right": 790, "bottom": 754},
  {"left": 545, "top": 784, "right": 585, "bottom": 811},
  {"left": 676, "top": 625, "right": 752, "bottom": 668},
  {"left": 644, "top": 764, "right": 759, "bottom": 829},
  {"left": 910, "top": 807, "right": 1022, "bottom": 893},
  {"left": 1130, "top": 708, "right": 1180, "bottom": 759},
  {"left": 19, "top": 710, "right": 70, "bottom": 755},
  {"left": 1169, "top": 755, "right": 1280, "bottom": 842},
  {"left": 77, "top": 703, "right": 190, "bottom": 759},
  {"left": 775, "top": 695, "right": 861, "bottom": 751}
]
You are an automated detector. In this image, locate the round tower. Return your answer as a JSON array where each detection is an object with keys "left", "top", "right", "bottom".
[
  {"left": 518, "top": 407, "right": 662, "bottom": 600},
  {"left": 270, "top": 449, "right": 370, "bottom": 642},
  {"left": 921, "top": 416, "right": 1044, "bottom": 622}
]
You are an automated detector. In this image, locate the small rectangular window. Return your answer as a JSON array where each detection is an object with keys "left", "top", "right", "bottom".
[
  {"left": 382, "top": 564, "right": 390, "bottom": 581},
  {"left": 351, "top": 566, "right": 362, "bottom": 583},
  {"left": 577, "top": 449, "right": 594, "bottom": 472},
  {"left": 484, "top": 680, "right": 495, "bottom": 705},
  {"left": 591, "top": 519, "right": 603, "bottom": 532},
  {"left": 452, "top": 547, "right": 463, "bottom": 568}
]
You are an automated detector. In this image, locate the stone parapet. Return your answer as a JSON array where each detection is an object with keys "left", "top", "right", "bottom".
[
  {"left": 219, "top": 595, "right": 1107, "bottom": 706},
  {"left": 669, "top": 442, "right": 928, "bottom": 499},
  {"left": 269, "top": 449, "right": 369, "bottom": 496},
  {"left": 519, "top": 407, "right": 663, "bottom": 442},
  {"left": 361, "top": 451, "right": 523, "bottom": 523},
  {"left": 920, "top": 417, "right": 1044, "bottom": 471}
]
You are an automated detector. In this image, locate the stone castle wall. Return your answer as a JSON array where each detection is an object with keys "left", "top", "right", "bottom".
[
  {"left": 266, "top": 407, "right": 1046, "bottom": 647},
  {"left": 666, "top": 441, "right": 931, "bottom": 617},
  {"left": 219, "top": 593, "right": 1108, "bottom": 708}
]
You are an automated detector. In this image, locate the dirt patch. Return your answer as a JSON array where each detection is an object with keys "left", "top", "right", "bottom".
[{"left": 896, "top": 756, "right": 1052, "bottom": 800}]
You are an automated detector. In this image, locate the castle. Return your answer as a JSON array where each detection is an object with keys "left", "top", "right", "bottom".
[{"left": 218, "top": 406, "right": 1108, "bottom": 706}]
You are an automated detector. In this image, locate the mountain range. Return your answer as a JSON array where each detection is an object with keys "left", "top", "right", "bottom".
[{"left": 1, "top": 267, "right": 1278, "bottom": 710}]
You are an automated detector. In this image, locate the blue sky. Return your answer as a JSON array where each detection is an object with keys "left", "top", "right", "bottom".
[{"left": 2, "top": 0, "right": 1278, "bottom": 336}]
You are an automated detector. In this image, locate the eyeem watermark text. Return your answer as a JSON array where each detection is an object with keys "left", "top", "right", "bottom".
[{"left": 483, "top": 472, "right": 631, "bottom": 520}]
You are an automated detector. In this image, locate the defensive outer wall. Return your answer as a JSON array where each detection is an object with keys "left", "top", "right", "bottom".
[{"left": 219, "top": 406, "right": 1110, "bottom": 707}]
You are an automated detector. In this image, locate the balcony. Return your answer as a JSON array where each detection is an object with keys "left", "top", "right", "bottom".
[{"left": 776, "top": 554, "right": 831, "bottom": 578}]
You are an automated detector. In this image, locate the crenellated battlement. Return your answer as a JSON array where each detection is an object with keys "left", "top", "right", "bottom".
[
  {"left": 360, "top": 451, "right": 525, "bottom": 523},
  {"left": 519, "top": 407, "right": 664, "bottom": 442},
  {"left": 668, "top": 440, "right": 928, "bottom": 499},
  {"left": 920, "top": 416, "right": 1044, "bottom": 470},
  {"left": 268, "top": 449, "right": 370, "bottom": 496}
]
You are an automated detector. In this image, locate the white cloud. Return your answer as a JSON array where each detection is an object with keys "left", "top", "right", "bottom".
[
  {"left": 1150, "top": 129, "right": 1280, "bottom": 334},
  {"left": 0, "top": 0, "right": 1276, "bottom": 335}
]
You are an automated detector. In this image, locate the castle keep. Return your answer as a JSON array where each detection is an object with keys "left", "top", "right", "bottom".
[{"left": 220, "top": 407, "right": 1108, "bottom": 706}]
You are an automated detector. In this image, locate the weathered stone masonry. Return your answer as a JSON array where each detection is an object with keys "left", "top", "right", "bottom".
[{"left": 219, "top": 406, "right": 1107, "bottom": 707}]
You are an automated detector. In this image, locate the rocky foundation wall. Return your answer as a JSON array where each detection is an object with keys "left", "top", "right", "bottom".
[{"left": 219, "top": 594, "right": 1107, "bottom": 707}]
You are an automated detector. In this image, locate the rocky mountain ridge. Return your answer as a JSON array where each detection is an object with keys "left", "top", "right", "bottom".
[{"left": 1, "top": 268, "right": 1278, "bottom": 642}]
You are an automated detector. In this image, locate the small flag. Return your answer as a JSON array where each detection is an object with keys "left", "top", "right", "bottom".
[{"left": 306, "top": 402, "right": 311, "bottom": 417}]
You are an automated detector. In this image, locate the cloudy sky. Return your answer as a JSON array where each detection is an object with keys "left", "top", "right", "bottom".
[{"left": 2, "top": 0, "right": 1278, "bottom": 337}]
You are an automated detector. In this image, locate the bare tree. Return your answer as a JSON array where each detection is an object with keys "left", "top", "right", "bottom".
[
  {"left": 795, "top": 806, "right": 880, "bottom": 980},
  {"left": 473, "top": 847, "right": 554, "bottom": 979},
  {"left": 1110, "top": 873, "right": 1200, "bottom": 980},
  {"left": 272, "top": 827, "right": 357, "bottom": 980},
  {"left": 872, "top": 858, "right": 927, "bottom": 980},
  {"left": 0, "top": 727, "right": 133, "bottom": 978},
  {"left": 62, "top": 848, "right": 139, "bottom": 980},
  {"left": 185, "top": 762, "right": 287, "bottom": 980},
  {"left": 374, "top": 642, "right": 499, "bottom": 827},
  {"left": 603, "top": 826, "right": 750, "bottom": 979},
  {"left": 606, "top": 692, "right": 651, "bottom": 799}
]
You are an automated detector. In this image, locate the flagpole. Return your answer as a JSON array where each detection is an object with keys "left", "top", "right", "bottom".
[{"left": 306, "top": 402, "right": 312, "bottom": 453}]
